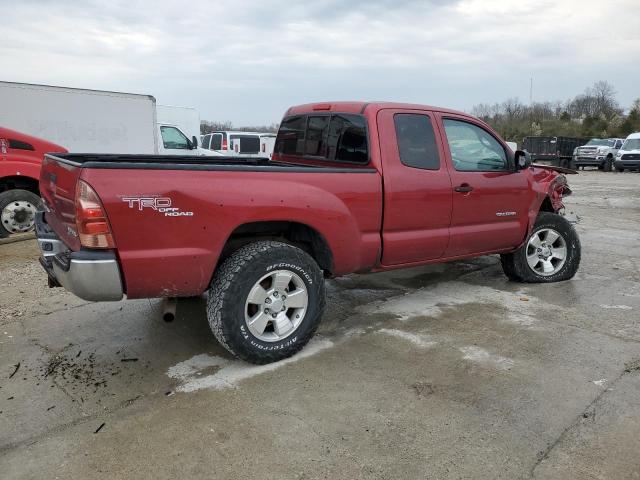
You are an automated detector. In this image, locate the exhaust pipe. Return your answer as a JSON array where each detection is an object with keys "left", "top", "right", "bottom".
[{"left": 161, "top": 297, "right": 177, "bottom": 322}]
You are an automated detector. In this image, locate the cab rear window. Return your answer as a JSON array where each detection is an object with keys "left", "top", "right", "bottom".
[{"left": 275, "top": 113, "right": 368, "bottom": 164}]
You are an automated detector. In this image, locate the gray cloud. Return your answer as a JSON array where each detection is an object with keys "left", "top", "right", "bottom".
[{"left": 2, "top": 0, "right": 639, "bottom": 124}]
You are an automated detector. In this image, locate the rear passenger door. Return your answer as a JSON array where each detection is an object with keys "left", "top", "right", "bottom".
[
  {"left": 436, "top": 114, "right": 530, "bottom": 257},
  {"left": 378, "top": 109, "right": 453, "bottom": 265}
]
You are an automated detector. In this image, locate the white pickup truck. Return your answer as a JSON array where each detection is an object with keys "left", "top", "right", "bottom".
[{"left": 572, "top": 138, "right": 624, "bottom": 171}]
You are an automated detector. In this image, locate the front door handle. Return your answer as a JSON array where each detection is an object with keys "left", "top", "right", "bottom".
[{"left": 454, "top": 183, "right": 474, "bottom": 193}]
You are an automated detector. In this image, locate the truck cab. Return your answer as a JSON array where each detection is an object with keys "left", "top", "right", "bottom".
[
  {"left": 0, "top": 127, "right": 67, "bottom": 237},
  {"left": 614, "top": 132, "right": 640, "bottom": 171},
  {"left": 157, "top": 123, "right": 220, "bottom": 156}
]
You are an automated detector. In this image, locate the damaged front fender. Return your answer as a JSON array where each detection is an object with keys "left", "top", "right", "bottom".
[{"left": 524, "top": 167, "right": 575, "bottom": 240}]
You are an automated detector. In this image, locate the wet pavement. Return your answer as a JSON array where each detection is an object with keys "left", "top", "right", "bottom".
[{"left": 1, "top": 170, "right": 639, "bottom": 479}]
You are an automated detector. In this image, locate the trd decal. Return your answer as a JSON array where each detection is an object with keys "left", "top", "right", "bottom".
[
  {"left": 495, "top": 211, "right": 517, "bottom": 217},
  {"left": 122, "top": 197, "right": 194, "bottom": 217}
]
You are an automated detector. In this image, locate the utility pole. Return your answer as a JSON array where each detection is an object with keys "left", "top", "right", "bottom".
[
  {"left": 530, "top": 77, "right": 534, "bottom": 135},
  {"left": 530, "top": 77, "right": 533, "bottom": 105}
]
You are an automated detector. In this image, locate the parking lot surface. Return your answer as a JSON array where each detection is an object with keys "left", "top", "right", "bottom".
[{"left": 1, "top": 171, "right": 639, "bottom": 479}]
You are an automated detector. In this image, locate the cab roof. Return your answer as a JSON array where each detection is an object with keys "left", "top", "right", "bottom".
[{"left": 285, "top": 101, "right": 472, "bottom": 118}]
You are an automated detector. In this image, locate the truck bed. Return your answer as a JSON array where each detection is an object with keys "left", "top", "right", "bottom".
[
  {"left": 51, "top": 153, "right": 375, "bottom": 173},
  {"left": 40, "top": 153, "right": 383, "bottom": 298}
]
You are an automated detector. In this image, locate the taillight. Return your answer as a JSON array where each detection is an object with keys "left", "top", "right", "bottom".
[
  {"left": 261, "top": 143, "right": 265, "bottom": 152},
  {"left": 234, "top": 144, "right": 239, "bottom": 153},
  {"left": 0, "top": 138, "right": 7, "bottom": 155},
  {"left": 75, "top": 180, "right": 115, "bottom": 249},
  {"left": 222, "top": 138, "right": 227, "bottom": 150}
]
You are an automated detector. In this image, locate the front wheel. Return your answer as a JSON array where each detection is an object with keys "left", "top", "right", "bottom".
[
  {"left": 500, "top": 212, "right": 580, "bottom": 283},
  {"left": 0, "top": 189, "right": 42, "bottom": 238},
  {"left": 207, "top": 241, "right": 326, "bottom": 364},
  {"left": 604, "top": 157, "right": 613, "bottom": 172}
]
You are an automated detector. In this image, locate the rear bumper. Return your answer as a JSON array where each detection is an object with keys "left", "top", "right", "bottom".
[{"left": 36, "top": 212, "right": 123, "bottom": 301}]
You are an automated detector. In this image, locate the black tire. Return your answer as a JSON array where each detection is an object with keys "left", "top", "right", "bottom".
[
  {"left": 500, "top": 254, "right": 523, "bottom": 282},
  {"left": 0, "top": 189, "right": 42, "bottom": 238},
  {"left": 604, "top": 157, "right": 613, "bottom": 172},
  {"left": 559, "top": 159, "right": 569, "bottom": 169},
  {"left": 500, "top": 212, "right": 580, "bottom": 283},
  {"left": 597, "top": 164, "right": 604, "bottom": 171},
  {"left": 207, "top": 240, "right": 326, "bottom": 364}
]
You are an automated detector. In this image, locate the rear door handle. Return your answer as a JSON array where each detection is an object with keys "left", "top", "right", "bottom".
[{"left": 454, "top": 183, "right": 474, "bottom": 193}]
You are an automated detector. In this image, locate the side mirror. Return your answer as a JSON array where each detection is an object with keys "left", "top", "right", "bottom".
[
  {"left": 515, "top": 150, "right": 531, "bottom": 171},
  {"left": 191, "top": 136, "right": 199, "bottom": 149}
]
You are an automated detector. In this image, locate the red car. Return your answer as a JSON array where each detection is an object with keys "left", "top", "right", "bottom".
[
  {"left": 0, "top": 127, "right": 67, "bottom": 237},
  {"left": 36, "top": 102, "right": 580, "bottom": 363}
]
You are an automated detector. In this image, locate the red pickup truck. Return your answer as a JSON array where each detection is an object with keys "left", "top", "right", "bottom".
[
  {"left": 1, "top": 127, "right": 67, "bottom": 237},
  {"left": 36, "top": 102, "right": 580, "bottom": 364}
]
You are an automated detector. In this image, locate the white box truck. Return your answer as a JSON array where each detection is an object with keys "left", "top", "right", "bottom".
[{"left": 0, "top": 81, "right": 215, "bottom": 156}]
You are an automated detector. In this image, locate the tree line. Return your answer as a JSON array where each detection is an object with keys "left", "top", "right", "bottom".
[
  {"left": 201, "top": 120, "right": 279, "bottom": 135},
  {"left": 471, "top": 81, "right": 640, "bottom": 143},
  {"left": 200, "top": 80, "right": 640, "bottom": 143}
]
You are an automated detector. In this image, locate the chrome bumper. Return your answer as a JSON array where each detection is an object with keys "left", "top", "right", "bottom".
[{"left": 36, "top": 212, "right": 124, "bottom": 301}]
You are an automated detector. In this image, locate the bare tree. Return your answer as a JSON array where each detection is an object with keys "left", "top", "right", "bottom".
[{"left": 201, "top": 120, "right": 234, "bottom": 134}]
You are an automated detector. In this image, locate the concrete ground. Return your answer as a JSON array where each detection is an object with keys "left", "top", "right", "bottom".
[{"left": 1, "top": 170, "right": 639, "bottom": 479}]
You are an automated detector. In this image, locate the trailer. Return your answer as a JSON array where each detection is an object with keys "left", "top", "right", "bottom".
[{"left": 522, "top": 136, "right": 587, "bottom": 168}]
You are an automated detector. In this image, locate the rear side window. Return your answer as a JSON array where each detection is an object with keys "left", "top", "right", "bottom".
[
  {"left": 328, "top": 114, "right": 368, "bottom": 163},
  {"left": 201, "top": 134, "right": 212, "bottom": 150},
  {"left": 394, "top": 114, "right": 440, "bottom": 170},
  {"left": 276, "top": 113, "right": 368, "bottom": 164},
  {"left": 211, "top": 133, "right": 222, "bottom": 150}
]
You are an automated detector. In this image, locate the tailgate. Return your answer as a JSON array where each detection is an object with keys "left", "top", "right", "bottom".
[{"left": 39, "top": 154, "right": 82, "bottom": 250}]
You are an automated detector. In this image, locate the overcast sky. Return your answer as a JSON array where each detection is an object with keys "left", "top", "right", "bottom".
[{"left": 3, "top": 0, "right": 639, "bottom": 125}]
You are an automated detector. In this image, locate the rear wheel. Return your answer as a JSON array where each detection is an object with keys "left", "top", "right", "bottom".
[
  {"left": 0, "top": 189, "right": 42, "bottom": 238},
  {"left": 207, "top": 241, "right": 326, "bottom": 364},
  {"left": 500, "top": 212, "right": 580, "bottom": 283}
]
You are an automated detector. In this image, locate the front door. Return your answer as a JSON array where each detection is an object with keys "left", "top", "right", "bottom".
[
  {"left": 378, "top": 109, "right": 453, "bottom": 265},
  {"left": 436, "top": 114, "right": 530, "bottom": 257}
]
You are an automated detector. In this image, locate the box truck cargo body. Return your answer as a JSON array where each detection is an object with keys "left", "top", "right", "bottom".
[
  {"left": 0, "top": 81, "right": 158, "bottom": 153},
  {"left": 0, "top": 81, "right": 214, "bottom": 156}
]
